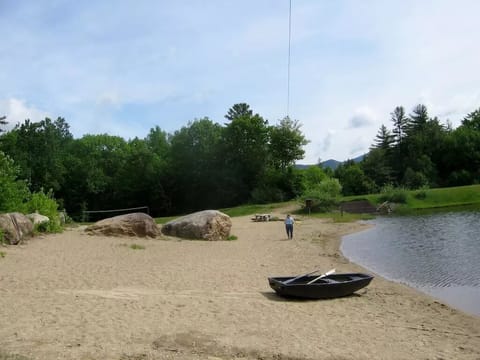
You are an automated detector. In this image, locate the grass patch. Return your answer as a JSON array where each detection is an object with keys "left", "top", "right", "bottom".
[
  {"left": 303, "top": 211, "right": 375, "bottom": 222},
  {"left": 154, "top": 201, "right": 295, "bottom": 223},
  {"left": 227, "top": 235, "right": 238, "bottom": 240},
  {"left": 119, "top": 243, "right": 145, "bottom": 250},
  {"left": 130, "top": 244, "right": 145, "bottom": 250},
  {"left": 221, "top": 201, "right": 295, "bottom": 217},
  {"left": 155, "top": 216, "right": 178, "bottom": 225},
  {"left": 154, "top": 184, "right": 480, "bottom": 223},
  {"left": 0, "top": 251, "right": 5, "bottom": 258},
  {"left": 406, "top": 184, "right": 480, "bottom": 209},
  {"left": 341, "top": 184, "right": 480, "bottom": 212}
]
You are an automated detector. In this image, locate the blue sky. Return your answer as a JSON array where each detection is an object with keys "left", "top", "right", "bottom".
[{"left": 1, "top": 0, "right": 479, "bottom": 163}]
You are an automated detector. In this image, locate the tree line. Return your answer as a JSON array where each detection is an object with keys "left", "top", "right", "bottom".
[
  {"left": 0, "top": 104, "right": 309, "bottom": 219},
  {"left": 1, "top": 103, "right": 479, "bottom": 219},
  {"left": 334, "top": 104, "right": 480, "bottom": 195}
]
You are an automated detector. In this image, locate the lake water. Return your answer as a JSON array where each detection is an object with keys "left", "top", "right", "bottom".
[{"left": 341, "top": 211, "right": 480, "bottom": 317}]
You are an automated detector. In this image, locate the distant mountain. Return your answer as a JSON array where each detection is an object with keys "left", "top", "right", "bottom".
[
  {"left": 320, "top": 159, "right": 341, "bottom": 169},
  {"left": 296, "top": 154, "right": 365, "bottom": 170}
]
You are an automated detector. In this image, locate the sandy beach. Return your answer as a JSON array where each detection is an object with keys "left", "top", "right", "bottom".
[{"left": 1, "top": 209, "right": 479, "bottom": 360}]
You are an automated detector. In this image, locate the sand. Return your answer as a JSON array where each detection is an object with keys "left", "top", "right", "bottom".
[{"left": 0, "top": 208, "right": 479, "bottom": 360}]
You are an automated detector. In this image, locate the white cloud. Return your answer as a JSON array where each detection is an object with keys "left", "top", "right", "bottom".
[
  {"left": 1, "top": 1, "right": 479, "bottom": 163},
  {"left": 0, "top": 98, "right": 49, "bottom": 131},
  {"left": 348, "top": 107, "right": 377, "bottom": 129}
]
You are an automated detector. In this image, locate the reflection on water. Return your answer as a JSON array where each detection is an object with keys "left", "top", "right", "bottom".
[{"left": 341, "top": 211, "right": 480, "bottom": 317}]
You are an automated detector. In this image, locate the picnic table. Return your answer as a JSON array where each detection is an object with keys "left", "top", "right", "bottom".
[{"left": 254, "top": 214, "right": 271, "bottom": 222}]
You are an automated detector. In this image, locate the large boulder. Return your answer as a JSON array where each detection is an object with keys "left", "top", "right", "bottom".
[
  {"left": 0, "top": 212, "right": 34, "bottom": 245},
  {"left": 161, "top": 210, "right": 232, "bottom": 241},
  {"left": 85, "top": 212, "right": 160, "bottom": 238}
]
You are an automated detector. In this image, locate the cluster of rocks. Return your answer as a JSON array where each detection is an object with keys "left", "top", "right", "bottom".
[
  {"left": 1, "top": 210, "right": 233, "bottom": 245},
  {"left": 85, "top": 210, "right": 232, "bottom": 241},
  {"left": 0, "top": 212, "right": 50, "bottom": 245}
]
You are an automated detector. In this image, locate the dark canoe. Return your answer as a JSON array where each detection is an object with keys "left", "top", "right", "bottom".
[{"left": 268, "top": 273, "right": 373, "bottom": 299}]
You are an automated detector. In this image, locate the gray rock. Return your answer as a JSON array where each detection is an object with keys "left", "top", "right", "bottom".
[
  {"left": 0, "top": 212, "right": 34, "bottom": 245},
  {"left": 161, "top": 210, "right": 232, "bottom": 241},
  {"left": 85, "top": 212, "right": 160, "bottom": 238},
  {"left": 27, "top": 212, "right": 50, "bottom": 225}
]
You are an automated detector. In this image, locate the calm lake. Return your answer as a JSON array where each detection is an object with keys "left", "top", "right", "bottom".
[{"left": 341, "top": 211, "right": 480, "bottom": 317}]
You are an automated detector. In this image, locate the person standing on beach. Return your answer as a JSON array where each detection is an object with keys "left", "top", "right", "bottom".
[{"left": 285, "top": 214, "right": 295, "bottom": 239}]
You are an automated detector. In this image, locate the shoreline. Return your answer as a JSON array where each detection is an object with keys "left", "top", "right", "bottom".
[
  {"left": 339, "top": 215, "right": 480, "bottom": 319},
  {"left": 0, "top": 212, "right": 479, "bottom": 359}
]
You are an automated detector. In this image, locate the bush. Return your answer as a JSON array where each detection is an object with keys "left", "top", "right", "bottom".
[
  {"left": 250, "top": 186, "right": 286, "bottom": 204},
  {"left": 379, "top": 184, "right": 408, "bottom": 203},
  {"left": 24, "top": 189, "right": 63, "bottom": 233},
  {"left": 0, "top": 151, "right": 30, "bottom": 213},
  {"left": 301, "top": 178, "right": 342, "bottom": 212},
  {"left": 403, "top": 168, "right": 429, "bottom": 189},
  {"left": 414, "top": 185, "right": 429, "bottom": 200}
]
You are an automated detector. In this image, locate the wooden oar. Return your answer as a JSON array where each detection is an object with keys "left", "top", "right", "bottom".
[
  {"left": 283, "top": 268, "right": 322, "bottom": 284},
  {"left": 307, "top": 268, "right": 336, "bottom": 284}
]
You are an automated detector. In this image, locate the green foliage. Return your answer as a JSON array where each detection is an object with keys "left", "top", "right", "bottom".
[
  {"left": 220, "top": 202, "right": 289, "bottom": 217},
  {"left": 130, "top": 244, "right": 145, "bottom": 250},
  {"left": 0, "top": 151, "right": 30, "bottom": 212},
  {"left": 269, "top": 117, "right": 309, "bottom": 170},
  {"left": 0, "top": 251, "right": 5, "bottom": 258},
  {"left": 413, "top": 185, "right": 429, "bottom": 200},
  {"left": 227, "top": 235, "right": 238, "bottom": 241},
  {"left": 24, "top": 189, "right": 62, "bottom": 233},
  {"left": 378, "top": 184, "right": 408, "bottom": 203},
  {"left": 372, "top": 124, "right": 395, "bottom": 150},
  {"left": 301, "top": 178, "right": 342, "bottom": 212},
  {"left": 402, "top": 167, "right": 429, "bottom": 189},
  {"left": 339, "top": 103, "right": 480, "bottom": 193},
  {"left": 169, "top": 118, "right": 225, "bottom": 211},
  {"left": 224, "top": 103, "right": 253, "bottom": 121},
  {"left": 119, "top": 243, "right": 146, "bottom": 250},
  {"left": 0, "top": 117, "right": 73, "bottom": 193},
  {"left": 0, "top": 103, "right": 312, "bottom": 217},
  {"left": 301, "top": 166, "right": 328, "bottom": 189},
  {"left": 406, "top": 184, "right": 480, "bottom": 209},
  {"left": 250, "top": 167, "right": 303, "bottom": 204},
  {"left": 335, "top": 160, "right": 376, "bottom": 196}
]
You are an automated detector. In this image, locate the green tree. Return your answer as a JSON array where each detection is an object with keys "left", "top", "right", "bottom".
[
  {"left": 361, "top": 148, "right": 394, "bottom": 189},
  {"left": 62, "top": 134, "right": 128, "bottom": 217},
  {"left": 169, "top": 118, "right": 225, "bottom": 211},
  {"left": 222, "top": 109, "right": 270, "bottom": 202},
  {"left": 406, "top": 104, "right": 429, "bottom": 135},
  {"left": 462, "top": 108, "right": 480, "bottom": 131},
  {"left": 442, "top": 112, "right": 480, "bottom": 185},
  {"left": 0, "top": 117, "right": 73, "bottom": 193},
  {"left": 116, "top": 138, "right": 171, "bottom": 215},
  {"left": 0, "top": 151, "right": 29, "bottom": 212},
  {"left": 302, "top": 165, "right": 328, "bottom": 190},
  {"left": 391, "top": 106, "right": 408, "bottom": 146},
  {"left": 301, "top": 178, "right": 342, "bottom": 212},
  {"left": 269, "top": 116, "right": 309, "bottom": 171},
  {"left": 390, "top": 106, "right": 408, "bottom": 180},
  {"left": 224, "top": 103, "right": 253, "bottom": 121},
  {"left": 335, "top": 160, "right": 376, "bottom": 196},
  {"left": 0, "top": 115, "right": 7, "bottom": 133},
  {"left": 372, "top": 124, "right": 394, "bottom": 151}
]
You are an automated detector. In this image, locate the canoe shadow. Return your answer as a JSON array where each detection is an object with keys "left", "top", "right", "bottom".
[{"left": 260, "top": 291, "right": 363, "bottom": 302}]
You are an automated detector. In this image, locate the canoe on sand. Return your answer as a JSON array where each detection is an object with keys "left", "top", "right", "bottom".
[{"left": 268, "top": 272, "right": 373, "bottom": 299}]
